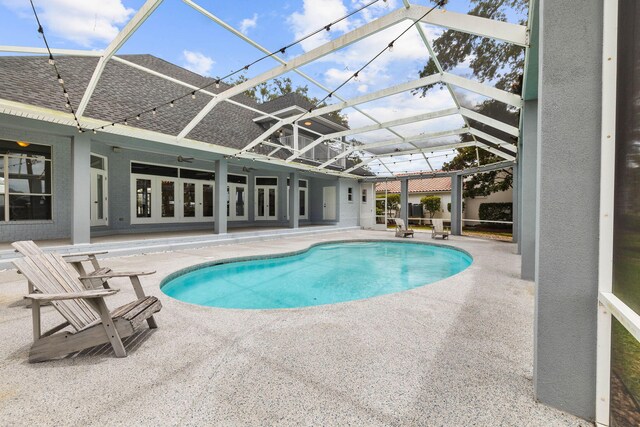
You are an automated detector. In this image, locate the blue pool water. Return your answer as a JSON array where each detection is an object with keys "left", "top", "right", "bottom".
[{"left": 161, "top": 241, "right": 472, "bottom": 309}]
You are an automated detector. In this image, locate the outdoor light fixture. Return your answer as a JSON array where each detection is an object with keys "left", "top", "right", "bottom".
[
  {"left": 304, "top": 121, "right": 312, "bottom": 126},
  {"left": 16, "top": 141, "right": 30, "bottom": 148}
]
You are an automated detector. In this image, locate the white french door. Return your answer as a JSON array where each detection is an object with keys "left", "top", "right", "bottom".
[
  {"left": 90, "top": 154, "right": 108, "bottom": 226},
  {"left": 255, "top": 177, "right": 278, "bottom": 220}
]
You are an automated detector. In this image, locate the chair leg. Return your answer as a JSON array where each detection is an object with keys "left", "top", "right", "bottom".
[
  {"left": 146, "top": 316, "right": 158, "bottom": 329},
  {"left": 91, "top": 298, "right": 126, "bottom": 358}
]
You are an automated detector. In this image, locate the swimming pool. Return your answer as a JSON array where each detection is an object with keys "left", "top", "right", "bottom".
[{"left": 161, "top": 241, "right": 472, "bottom": 309}]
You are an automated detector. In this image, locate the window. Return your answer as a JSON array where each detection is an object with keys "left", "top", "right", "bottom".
[
  {"left": 227, "top": 174, "right": 248, "bottom": 221},
  {"left": 130, "top": 162, "right": 215, "bottom": 224},
  {"left": 362, "top": 188, "right": 367, "bottom": 203},
  {"left": 347, "top": 187, "right": 353, "bottom": 202},
  {"left": 0, "top": 140, "right": 52, "bottom": 221}
]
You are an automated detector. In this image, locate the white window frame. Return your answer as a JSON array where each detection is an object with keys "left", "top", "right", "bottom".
[
  {"left": 90, "top": 153, "right": 108, "bottom": 227},
  {"left": 227, "top": 173, "right": 248, "bottom": 221},
  {"left": 1, "top": 141, "right": 53, "bottom": 223},
  {"left": 254, "top": 176, "right": 278, "bottom": 220},
  {"left": 596, "top": 1, "right": 640, "bottom": 425},
  {"left": 361, "top": 188, "right": 367, "bottom": 203},
  {"left": 129, "top": 161, "right": 215, "bottom": 224},
  {"left": 286, "top": 179, "right": 309, "bottom": 220}
]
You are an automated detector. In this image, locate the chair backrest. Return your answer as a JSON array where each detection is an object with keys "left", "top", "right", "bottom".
[
  {"left": 395, "top": 218, "right": 406, "bottom": 230},
  {"left": 12, "top": 240, "right": 44, "bottom": 257},
  {"left": 432, "top": 218, "right": 444, "bottom": 232},
  {"left": 13, "top": 253, "right": 99, "bottom": 331}
]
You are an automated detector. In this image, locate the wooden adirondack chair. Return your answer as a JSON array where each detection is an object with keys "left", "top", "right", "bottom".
[
  {"left": 431, "top": 219, "right": 450, "bottom": 239},
  {"left": 13, "top": 240, "right": 108, "bottom": 277},
  {"left": 395, "top": 218, "right": 415, "bottom": 238},
  {"left": 13, "top": 253, "right": 161, "bottom": 363}
]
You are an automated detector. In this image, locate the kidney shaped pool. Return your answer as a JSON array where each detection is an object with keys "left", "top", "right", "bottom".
[{"left": 161, "top": 240, "right": 472, "bottom": 309}]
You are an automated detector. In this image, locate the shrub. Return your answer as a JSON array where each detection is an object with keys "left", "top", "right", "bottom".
[
  {"left": 447, "top": 202, "right": 465, "bottom": 213},
  {"left": 479, "top": 202, "right": 512, "bottom": 229},
  {"left": 420, "top": 196, "right": 441, "bottom": 221}
]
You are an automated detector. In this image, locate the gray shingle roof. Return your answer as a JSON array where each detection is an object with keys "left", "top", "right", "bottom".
[
  {"left": 260, "top": 92, "right": 314, "bottom": 113},
  {"left": 0, "top": 54, "right": 365, "bottom": 173}
]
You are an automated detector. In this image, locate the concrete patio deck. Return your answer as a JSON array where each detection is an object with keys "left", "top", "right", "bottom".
[{"left": 0, "top": 230, "right": 590, "bottom": 426}]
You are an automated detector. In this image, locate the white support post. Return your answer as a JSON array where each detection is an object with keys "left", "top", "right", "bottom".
[
  {"left": 71, "top": 133, "right": 91, "bottom": 244},
  {"left": 450, "top": 174, "right": 463, "bottom": 235},
  {"left": 214, "top": 159, "right": 228, "bottom": 234},
  {"left": 76, "top": 0, "right": 163, "bottom": 117},
  {"left": 400, "top": 179, "right": 409, "bottom": 226},
  {"left": 289, "top": 172, "right": 300, "bottom": 229}
]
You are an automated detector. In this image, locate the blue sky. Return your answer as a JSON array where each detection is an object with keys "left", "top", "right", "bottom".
[{"left": 0, "top": 0, "right": 527, "bottom": 174}]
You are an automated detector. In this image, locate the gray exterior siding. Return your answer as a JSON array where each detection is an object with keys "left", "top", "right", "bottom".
[{"left": 0, "top": 119, "right": 72, "bottom": 242}]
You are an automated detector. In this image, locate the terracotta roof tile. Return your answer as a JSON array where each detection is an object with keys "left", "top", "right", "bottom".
[{"left": 375, "top": 177, "right": 451, "bottom": 193}]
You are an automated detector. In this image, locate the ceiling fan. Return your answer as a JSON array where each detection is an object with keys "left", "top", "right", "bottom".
[
  {"left": 177, "top": 155, "right": 194, "bottom": 163},
  {"left": 242, "top": 166, "right": 257, "bottom": 173}
]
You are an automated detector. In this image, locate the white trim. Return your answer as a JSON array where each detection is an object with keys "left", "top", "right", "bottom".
[
  {"left": 76, "top": 0, "right": 163, "bottom": 116},
  {"left": 254, "top": 176, "right": 278, "bottom": 220},
  {"left": 0, "top": 46, "right": 102, "bottom": 56},
  {"left": 600, "top": 292, "right": 640, "bottom": 345},
  {"left": 596, "top": 0, "right": 619, "bottom": 424},
  {"left": 227, "top": 174, "right": 249, "bottom": 221},
  {"left": 90, "top": 153, "right": 109, "bottom": 227},
  {"left": 411, "top": 6, "right": 528, "bottom": 47}
]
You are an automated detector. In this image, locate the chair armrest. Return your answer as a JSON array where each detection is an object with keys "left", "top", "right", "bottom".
[
  {"left": 79, "top": 270, "right": 156, "bottom": 280},
  {"left": 61, "top": 250, "right": 108, "bottom": 258},
  {"left": 25, "top": 288, "right": 119, "bottom": 301}
]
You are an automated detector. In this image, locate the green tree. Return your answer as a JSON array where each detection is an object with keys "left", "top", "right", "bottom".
[
  {"left": 386, "top": 194, "right": 400, "bottom": 216},
  {"left": 416, "top": 0, "right": 527, "bottom": 196},
  {"left": 420, "top": 196, "right": 441, "bottom": 223},
  {"left": 228, "top": 76, "right": 348, "bottom": 127}
]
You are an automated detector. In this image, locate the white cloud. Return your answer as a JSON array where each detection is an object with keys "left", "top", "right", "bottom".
[
  {"left": 2, "top": 0, "right": 135, "bottom": 47},
  {"left": 346, "top": 89, "right": 459, "bottom": 143},
  {"left": 287, "top": 0, "right": 351, "bottom": 51},
  {"left": 182, "top": 51, "right": 215, "bottom": 76},
  {"left": 240, "top": 13, "right": 258, "bottom": 35}
]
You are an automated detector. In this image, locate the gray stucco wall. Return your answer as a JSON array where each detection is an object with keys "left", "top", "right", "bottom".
[
  {"left": 521, "top": 100, "right": 538, "bottom": 281},
  {"left": 0, "top": 114, "right": 351, "bottom": 241},
  {"left": 0, "top": 119, "right": 72, "bottom": 242},
  {"left": 534, "top": 0, "right": 602, "bottom": 420}
]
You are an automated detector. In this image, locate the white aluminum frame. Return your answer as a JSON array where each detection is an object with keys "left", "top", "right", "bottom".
[
  {"left": 596, "top": 0, "right": 619, "bottom": 425},
  {"left": 1, "top": 0, "right": 530, "bottom": 179}
]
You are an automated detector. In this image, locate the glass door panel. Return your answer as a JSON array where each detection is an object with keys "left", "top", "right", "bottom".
[
  {"left": 257, "top": 188, "right": 265, "bottom": 217},
  {"left": 299, "top": 188, "right": 306, "bottom": 218},
  {"left": 235, "top": 186, "right": 245, "bottom": 217},
  {"left": 202, "top": 184, "right": 213, "bottom": 217},
  {"left": 183, "top": 182, "right": 196, "bottom": 218},
  {"left": 136, "top": 179, "right": 152, "bottom": 218},
  {"left": 268, "top": 188, "right": 276, "bottom": 217},
  {"left": 161, "top": 180, "right": 175, "bottom": 218}
]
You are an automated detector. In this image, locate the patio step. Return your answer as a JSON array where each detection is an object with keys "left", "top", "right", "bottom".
[{"left": 0, "top": 226, "right": 360, "bottom": 270}]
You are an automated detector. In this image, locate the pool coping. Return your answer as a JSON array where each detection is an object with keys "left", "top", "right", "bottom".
[{"left": 159, "top": 239, "right": 474, "bottom": 310}]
